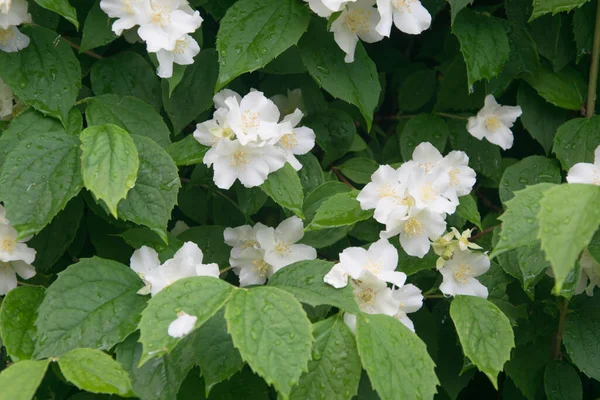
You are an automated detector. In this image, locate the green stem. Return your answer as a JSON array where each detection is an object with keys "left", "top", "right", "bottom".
[
  {"left": 435, "top": 112, "right": 469, "bottom": 121},
  {"left": 586, "top": 0, "right": 600, "bottom": 118},
  {"left": 553, "top": 298, "right": 569, "bottom": 360}
]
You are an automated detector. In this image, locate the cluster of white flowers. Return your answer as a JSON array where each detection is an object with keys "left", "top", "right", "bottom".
[
  {"left": 0, "top": 205, "right": 36, "bottom": 296},
  {"left": 194, "top": 89, "right": 316, "bottom": 190},
  {"left": 467, "top": 95, "right": 523, "bottom": 150},
  {"left": 567, "top": 144, "right": 600, "bottom": 186},
  {"left": 0, "top": 0, "right": 31, "bottom": 53},
  {"left": 224, "top": 216, "right": 317, "bottom": 287},
  {"left": 357, "top": 142, "right": 476, "bottom": 258},
  {"left": 129, "top": 241, "right": 219, "bottom": 297},
  {"left": 324, "top": 239, "right": 423, "bottom": 332},
  {"left": 306, "top": 0, "right": 431, "bottom": 63},
  {"left": 100, "top": 0, "right": 203, "bottom": 78}
]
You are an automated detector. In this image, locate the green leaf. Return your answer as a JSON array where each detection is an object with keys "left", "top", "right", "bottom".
[
  {"left": 399, "top": 114, "right": 448, "bottom": 161},
  {"left": 356, "top": 314, "right": 439, "bottom": 400},
  {"left": 499, "top": 156, "right": 562, "bottom": 204},
  {"left": 299, "top": 19, "right": 380, "bottom": 130},
  {"left": 225, "top": 286, "right": 313, "bottom": 398},
  {"left": 177, "top": 226, "right": 231, "bottom": 266},
  {"left": 450, "top": 295, "right": 514, "bottom": 388},
  {"left": 398, "top": 68, "right": 437, "bottom": 112},
  {"left": 162, "top": 49, "right": 219, "bottom": 134},
  {"left": 504, "top": 339, "right": 552, "bottom": 400},
  {"left": 517, "top": 244, "right": 551, "bottom": 292},
  {"left": 492, "top": 183, "right": 556, "bottom": 257},
  {"left": 85, "top": 94, "right": 172, "bottom": 148},
  {"left": 80, "top": 124, "right": 139, "bottom": 218},
  {"left": 0, "top": 26, "right": 80, "bottom": 124},
  {"left": 90, "top": 52, "right": 163, "bottom": 112},
  {"left": 544, "top": 360, "right": 583, "bottom": 400},
  {"left": 530, "top": 0, "right": 590, "bottom": 21},
  {"left": 138, "top": 277, "right": 235, "bottom": 365},
  {"left": 0, "top": 132, "right": 83, "bottom": 239},
  {"left": 0, "top": 109, "right": 67, "bottom": 170},
  {"left": 166, "top": 135, "right": 209, "bottom": 166},
  {"left": 117, "top": 135, "right": 180, "bottom": 243},
  {"left": 530, "top": 14, "right": 575, "bottom": 72},
  {"left": 0, "top": 359, "right": 50, "bottom": 400},
  {"left": 590, "top": 230, "right": 600, "bottom": 263},
  {"left": 260, "top": 163, "right": 304, "bottom": 218},
  {"left": 452, "top": 9, "right": 510, "bottom": 86},
  {"left": 215, "top": 0, "right": 310, "bottom": 89},
  {"left": 447, "top": 119, "right": 502, "bottom": 182},
  {"left": 304, "top": 181, "right": 352, "bottom": 221},
  {"left": 307, "top": 191, "right": 373, "bottom": 231},
  {"left": 455, "top": 194, "right": 482, "bottom": 230},
  {"left": 0, "top": 287, "right": 45, "bottom": 361},
  {"left": 34, "top": 257, "right": 147, "bottom": 359},
  {"left": 538, "top": 184, "right": 600, "bottom": 291},
  {"left": 434, "top": 55, "right": 486, "bottom": 112},
  {"left": 337, "top": 158, "right": 379, "bottom": 185},
  {"left": 306, "top": 109, "right": 356, "bottom": 166},
  {"left": 268, "top": 259, "right": 360, "bottom": 314},
  {"left": 28, "top": 197, "right": 83, "bottom": 272},
  {"left": 517, "top": 83, "right": 569, "bottom": 155},
  {"left": 448, "top": 0, "right": 474, "bottom": 24},
  {"left": 192, "top": 308, "right": 244, "bottom": 395},
  {"left": 290, "top": 315, "right": 362, "bottom": 400},
  {"left": 116, "top": 333, "right": 197, "bottom": 400},
  {"left": 525, "top": 64, "right": 587, "bottom": 110},
  {"left": 58, "top": 348, "right": 133, "bottom": 396},
  {"left": 296, "top": 153, "right": 325, "bottom": 194},
  {"left": 573, "top": 2, "right": 594, "bottom": 60},
  {"left": 553, "top": 116, "right": 600, "bottom": 170},
  {"left": 563, "top": 296, "right": 600, "bottom": 381},
  {"left": 33, "top": 0, "right": 78, "bottom": 29},
  {"left": 80, "top": 0, "right": 118, "bottom": 52}
]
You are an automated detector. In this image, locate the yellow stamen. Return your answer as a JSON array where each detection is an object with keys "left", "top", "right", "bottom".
[
  {"left": 0, "top": 28, "right": 15, "bottom": 46},
  {"left": 403, "top": 218, "right": 423, "bottom": 238},
  {"left": 241, "top": 111, "right": 260, "bottom": 129},
  {"left": 0, "top": 238, "right": 16, "bottom": 253},
  {"left": 377, "top": 184, "right": 396, "bottom": 198},
  {"left": 485, "top": 116, "right": 502, "bottom": 133},
  {"left": 274, "top": 240, "right": 291, "bottom": 256},
  {"left": 449, "top": 168, "right": 460, "bottom": 187},
  {"left": 453, "top": 263, "right": 472, "bottom": 284},
  {"left": 231, "top": 150, "right": 249, "bottom": 168},
  {"left": 252, "top": 259, "right": 269, "bottom": 277},
  {"left": 345, "top": 8, "right": 371, "bottom": 34},
  {"left": 280, "top": 132, "right": 298, "bottom": 149}
]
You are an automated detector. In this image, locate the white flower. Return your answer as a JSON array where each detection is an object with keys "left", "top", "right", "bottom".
[
  {"left": 406, "top": 167, "right": 456, "bottom": 215},
  {"left": 130, "top": 242, "right": 219, "bottom": 296},
  {"left": 381, "top": 206, "right": 446, "bottom": 258},
  {"left": 224, "top": 91, "right": 283, "bottom": 146},
  {"left": 230, "top": 246, "right": 272, "bottom": 287},
  {"left": 0, "top": 77, "right": 13, "bottom": 119},
  {"left": 170, "top": 220, "right": 190, "bottom": 236},
  {"left": 224, "top": 223, "right": 267, "bottom": 257},
  {"left": 304, "top": 0, "right": 356, "bottom": 18},
  {"left": 330, "top": 0, "right": 383, "bottom": 63},
  {"left": 344, "top": 270, "right": 401, "bottom": 332},
  {"left": 401, "top": 142, "right": 443, "bottom": 175},
  {"left": 0, "top": 0, "right": 31, "bottom": 29},
  {"left": 168, "top": 311, "right": 197, "bottom": 338},
  {"left": 437, "top": 151, "right": 477, "bottom": 200},
  {"left": 566, "top": 145, "right": 600, "bottom": 186},
  {"left": 276, "top": 109, "right": 316, "bottom": 170},
  {"left": 392, "top": 283, "right": 423, "bottom": 332},
  {"left": 0, "top": 205, "right": 36, "bottom": 296},
  {"left": 155, "top": 34, "right": 199, "bottom": 78},
  {"left": 271, "top": 89, "right": 305, "bottom": 116},
  {"left": 203, "top": 138, "right": 286, "bottom": 189},
  {"left": 577, "top": 249, "right": 600, "bottom": 296},
  {"left": 375, "top": 0, "right": 431, "bottom": 37},
  {"left": 450, "top": 227, "right": 482, "bottom": 252},
  {"left": 100, "top": 0, "right": 150, "bottom": 36},
  {"left": 0, "top": 25, "right": 29, "bottom": 53},
  {"left": 213, "top": 88, "right": 242, "bottom": 109},
  {"left": 194, "top": 108, "right": 235, "bottom": 147},
  {"left": 324, "top": 238, "right": 406, "bottom": 288},
  {"left": 137, "top": 0, "right": 203, "bottom": 53},
  {"left": 439, "top": 249, "right": 489, "bottom": 298},
  {"left": 467, "top": 94, "right": 522, "bottom": 150},
  {"left": 357, "top": 164, "right": 408, "bottom": 224},
  {"left": 256, "top": 216, "right": 317, "bottom": 271}
]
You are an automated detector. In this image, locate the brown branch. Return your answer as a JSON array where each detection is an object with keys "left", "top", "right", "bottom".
[
  {"left": 475, "top": 189, "right": 503, "bottom": 213},
  {"left": 553, "top": 298, "right": 569, "bottom": 359},
  {"left": 471, "top": 225, "right": 499, "bottom": 241},
  {"left": 330, "top": 166, "right": 356, "bottom": 189},
  {"left": 61, "top": 37, "right": 104, "bottom": 60}
]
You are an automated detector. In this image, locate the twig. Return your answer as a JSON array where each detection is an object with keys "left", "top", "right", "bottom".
[
  {"left": 425, "top": 294, "right": 444, "bottom": 299},
  {"left": 553, "top": 298, "right": 569, "bottom": 359},
  {"left": 374, "top": 114, "right": 415, "bottom": 121},
  {"left": 61, "top": 37, "right": 104, "bottom": 60},
  {"left": 471, "top": 225, "right": 499, "bottom": 241},
  {"left": 17, "top": 281, "right": 44, "bottom": 288},
  {"left": 475, "top": 189, "right": 503, "bottom": 213},
  {"left": 587, "top": 0, "right": 600, "bottom": 118},
  {"left": 220, "top": 266, "right": 233, "bottom": 274},
  {"left": 434, "top": 112, "right": 469, "bottom": 121},
  {"left": 331, "top": 166, "right": 356, "bottom": 190}
]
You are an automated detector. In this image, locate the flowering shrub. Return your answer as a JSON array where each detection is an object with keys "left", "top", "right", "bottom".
[{"left": 1, "top": 0, "right": 600, "bottom": 399}]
